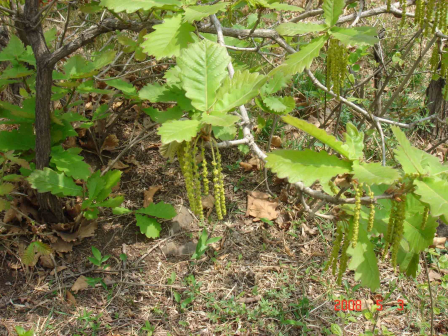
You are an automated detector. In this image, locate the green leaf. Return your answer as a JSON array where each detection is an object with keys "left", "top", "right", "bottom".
[
  {"left": 269, "top": 36, "right": 327, "bottom": 77},
  {"left": 92, "top": 246, "right": 102, "bottom": 261},
  {"left": 414, "top": 177, "right": 448, "bottom": 219},
  {"left": 0, "top": 198, "right": 11, "bottom": 212},
  {"left": 213, "top": 70, "right": 267, "bottom": 113},
  {"left": 343, "top": 122, "right": 364, "bottom": 160},
  {"left": 22, "top": 243, "right": 36, "bottom": 266},
  {"left": 112, "top": 207, "right": 132, "bottom": 215},
  {"left": 136, "top": 215, "right": 161, "bottom": 239},
  {"left": 398, "top": 246, "right": 419, "bottom": 277},
  {"left": 136, "top": 201, "right": 177, "bottom": 219},
  {"left": 95, "top": 196, "right": 124, "bottom": 208},
  {"left": 265, "top": 149, "right": 351, "bottom": 187},
  {"left": 201, "top": 112, "right": 240, "bottom": 127},
  {"left": 183, "top": 2, "right": 229, "bottom": 23},
  {"left": 101, "top": 0, "right": 181, "bottom": 13},
  {"left": 80, "top": 2, "right": 103, "bottom": 13},
  {"left": 157, "top": 119, "right": 201, "bottom": 144},
  {"left": 141, "top": 15, "right": 195, "bottom": 60},
  {"left": 391, "top": 126, "right": 424, "bottom": 174},
  {"left": 96, "top": 170, "right": 122, "bottom": 202},
  {"left": 28, "top": 168, "right": 82, "bottom": 197},
  {"left": 0, "top": 65, "right": 34, "bottom": 79},
  {"left": 86, "top": 170, "right": 105, "bottom": 201},
  {"left": 77, "top": 80, "right": 114, "bottom": 94},
  {"left": 0, "top": 126, "right": 35, "bottom": 151},
  {"left": 106, "top": 78, "right": 137, "bottom": 96},
  {"left": 403, "top": 209, "right": 438, "bottom": 252},
  {"left": 266, "top": 2, "right": 303, "bottom": 11},
  {"left": 330, "top": 27, "right": 379, "bottom": 46},
  {"left": 138, "top": 83, "right": 193, "bottom": 110},
  {"left": 0, "top": 183, "right": 14, "bottom": 196},
  {"left": 262, "top": 96, "right": 295, "bottom": 114},
  {"left": 282, "top": 115, "right": 350, "bottom": 157},
  {"left": 261, "top": 72, "right": 291, "bottom": 95},
  {"left": 51, "top": 146, "right": 92, "bottom": 181},
  {"left": 352, "top": 161, "right": 400, "bottom": 185},
  {"left": 347, "top": 225, "right": 380, "bottom": 291},
  {"left": 213, "top": 125, "right": 237, "bottom": 141},
  {"left": 275, "top": 22, "right": 327, "bottom": 36},
  {"left": 178, "top": 39, "right": 231, "bottom": 111},
  {"left": 143, "top": 105, "right": 183, "bottom": 124},
  {"left": 0, "top": 35, "right": 25, "bottom": 61},
  {"left": 323, "top": 0, "right": 345, "bottom": 27}
]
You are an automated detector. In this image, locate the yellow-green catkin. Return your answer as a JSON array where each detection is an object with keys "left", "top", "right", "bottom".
[
  {"left": 192, "top": 142, "right": 204, "bottom": 220},
  {"left": 425, "top": 0, "right": 435, "bottom": 36},
  {"left": 329, "top": 180, "right": 339, "bottom": 195},
  {"left": 440, "top": 0, "right": 447, "bottom": 33},
  {"left": 367, "top": 188, "right": 375, "bottom": 232},
  {"left": 211, "top": 144, "right": 223, "bottom": 220},
  {"left": 337, "top": 233, "right": 351, "bottom": 285},
  {"left": 181, "top": 142, "right": 197, "bottom": 214},
  {"left": 400, "top": 0, "right": 407, "bottom": 27},
  {"left": 430, "top": 43, "right": 440, "bottom": 73},
  {"left": 421, "top": 206, "right": 429, "bottom": 230},
  {"left": 215, "top": 144, "right": 226, "bottom": 217},
  {"left": 352, "top": 183, "right": 363, "bottom": 248},
  {"left": 391, "top": 195, "right": 406, "bottom": 269},
  {"left": 415, "top": 0, "right": 423, "bottom": 24},
  {"left": 327, "top": 39, "right": 347, "bottom": 97},
  {"left": 201, "top": 145, "right": 209, "bottom": 196},
  {"left": 327, "top": 223, "right": 344, "bottom": 276},
  {"left": 383, "top": 200, "right": 398, "bottom": 259},
  {"left": 387, "top": 0, "right": 392, "bottom": 12}
]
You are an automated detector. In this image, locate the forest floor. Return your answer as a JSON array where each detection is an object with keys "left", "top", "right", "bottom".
[{"left": 1, "top": 113, "right": 448, "bottom": 336}]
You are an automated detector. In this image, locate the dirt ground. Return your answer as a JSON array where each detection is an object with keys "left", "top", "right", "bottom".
[{"left": 0, "top": 117, "right": 447, "bottom": 336}]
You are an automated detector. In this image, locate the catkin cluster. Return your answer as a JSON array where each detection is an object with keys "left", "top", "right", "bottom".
[
  {"left": 382, "top": 196, "right": 406, "bottom": 270},
  {"left": 326, "top": 38, "right": 348, "bottom": 97},
  {"left": 352, "top": 183, "right": 363, "bottom": 248},
  {"left": 325, "top": 221, "right": 351, "bottom": 285},
  {"left": 178, "top": 140, "right": 226, "bottom": 221},
  {"left": 399, "top": 0, "right": 407, "bottom": 27},
  {"left": 367, "top": 188, "right": 375, "bottom": 232},
  {"left": 415, "top": 0, "right": 447, "bottom": 35}
]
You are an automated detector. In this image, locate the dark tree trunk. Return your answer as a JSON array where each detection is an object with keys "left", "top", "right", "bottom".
[
  {"left": 426, "top": 76, "right": 446, "bottom": 136},
  {"left": 23, "top": 0, "right": 66, "bottom": 223}
]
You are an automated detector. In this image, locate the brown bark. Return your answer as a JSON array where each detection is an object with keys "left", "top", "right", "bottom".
[{"left": 23, "top": 0, "right": 65, "bottom": 223}]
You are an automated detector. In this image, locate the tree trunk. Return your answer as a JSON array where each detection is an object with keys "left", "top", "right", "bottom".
[
  {"left": 426, "top": 76, "right": 446, "bottom": 136},
  {"left": 24, "top": 0, "right": 66, "bottom": 223}
]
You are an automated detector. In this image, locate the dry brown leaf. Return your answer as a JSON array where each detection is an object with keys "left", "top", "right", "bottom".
[
  {"left": 85, "top": 102, "right": 93, "bottom": 111},
  {"left": 39, "top": 255, "right": 55, "bottom": 268},
  {"left": 271, "top": 136, "right": 282, "bottom": 148},
  {"left": 239, "top": 162, "right": 253, "bottom": 172},
  {"left": 64, "top": 136, "right": 78, "bottom": 149},
  {"left": 50, "top": 266, "right": 68, "bottom": 275},
  {"left": 113, "top": 101, "right": 123, "bottom": 109},
  {"left": 143, "top": 186, "right": 162, "bottom": 207},
  {"left": 102, "top": 134, "right": 119, "bottom": 151},
  {"left": 301, "top": 223, "right": 318, "bottom": 236},
  {"left": 248, "top": 156, "right": 262, "bottom": 170},
  {"left": 71, "top": 276, "right": 88, "bottom": 293},
  {"left": 433, "top": 237, "right": 447, "bottom": 249},
  {"left": 334, "top": 174, "right": 352, "bottom": 189},
  {"left": 52, "top": 222, "right": 74, "bottom": 231},
  {"left": 124, "top": 155, "right": 142, "bottom": 168},
  {"left": 77, "top": 220, "right": 98, "bottom": 239},
  {"left": 246, "top": 191, "right": 279, "bottom": 220},
  {"left": 56, "top": 230, "right": 78, "bottom": 242},
  {"left": 4, "top": 208, "right": 17, "bottom": 223},
  {"left": 108, "top": 159, "right": 129, "bottom": 170},
  {"left": 429, "top": 270, "right": 442, "bottom": 282},
  {"left": 307, "top": 115, "right": 320, "bottom": 127},
  {"left": 66, "top": 203, "right": 82, "bottom": 219},
  {"left": 52, "top": 238, "right": 73, "bottom": 253},
  {"left": 66, "top": 291, "right": 77, "bottom": 306},
  {"left": 202, "top": 195, "right": 215, "bottom": 209}
]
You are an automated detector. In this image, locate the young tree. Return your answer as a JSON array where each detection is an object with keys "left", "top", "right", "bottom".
[{"left": 0, "top": 0, "right": 447, "bottom": 290}]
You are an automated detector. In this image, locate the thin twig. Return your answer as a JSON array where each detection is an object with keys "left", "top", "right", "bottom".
[{"left": 423, "top": 252, "right": 434, "bottom": 336}]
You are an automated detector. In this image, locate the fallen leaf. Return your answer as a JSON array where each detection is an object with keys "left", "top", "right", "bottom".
[
  {"left": 66, "top": 291, "right": 77, "bottom": 306},
  {"left": 50, "top": 266, "right": 68, "bottom": 275},
  {"left": 239, "top": 162, "right": 253, "bottom": 172},
  {"left": 77, "top": 220, "right": 98, "bottom": 239},
  {"left": 202, "top": 194, "right": 215, "bottom": 209},
  {"left": 108, "top": 159, "right": 129, "bottom": 170},
  {"left": 66, "top": 203, "right": 82, "bottom": 219},
  {"left": 39, "top": 255, "right": 55, "bottom": 268},
  {"left": 433, "top": 237, "right": 447, "bottom": 249},
  {"left": 248, "top": 156, "right": 262, "bottom": 170},
  {"left": 271, "top": 136, "right": 282, "bottom": 148},
  {"left": 429, "top": 270, "right": 442, "bottom": 282},
  {"left": 334, "top": 174, "right": 352, "bottom": 189},
  {"left": 246, "top": 191, "right": 279, "bottom": 220},
  {"left": 3, "top": 208, "right": 17, "bottom": 223},
  {"left": 52, "top": 238, "right": 73, "bottom": 253},
  {"left": 52, "top": 222, "right": 74, "bottom": 231},
  {"left": 85, "top": 102, "right": 93, "bottom": 111},
  {"left": 71, "top": 276, "right": 88, "bottom": 293},
  {"left": 101, "top": 134, "right": 119, "bottom": 151},
  {"left": 124, "top": 155, "right": 142, "bottom": 168},
  {"left": 63, "top": 136, "right": 78, "bottom": 149},
  {"left": 143, "top": 186, "right": 162, "bottom": 207},
  {"left": 56, "top": 230, "right": 79, "bottom": 242},
  {"left": 307, "top": 115, "right": 320, "bottom": 127},
  {"left": 301, "top": 223, "right": 318, "bottom": 236}
]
